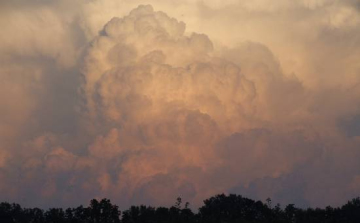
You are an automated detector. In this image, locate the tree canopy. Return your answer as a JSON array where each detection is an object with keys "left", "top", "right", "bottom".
[{"left": 1, "top": 194, "right": 360, "bottom": 223}]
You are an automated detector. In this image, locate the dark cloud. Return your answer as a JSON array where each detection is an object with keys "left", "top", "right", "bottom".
[{"left": 339, "top": 114, "right": 360, "bottom": 137}]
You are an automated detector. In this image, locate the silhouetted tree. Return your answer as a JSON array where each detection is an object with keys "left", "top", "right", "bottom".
[
  {"left": 88, "top": 199, "right": 120, "bottom": 223},
  {"left": 341, "top": 197, "right": 360, "bottom": 223},
  {"left": 45, "top": 208, "right": 66, "bottom": 223},
  {"left": 199, "top": 194, "right": 272, "bottom": 223},
  {"left": 1, "top": 194, "right": 360, "bottom": 223}
]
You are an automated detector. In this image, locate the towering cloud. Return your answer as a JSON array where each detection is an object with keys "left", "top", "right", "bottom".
[{"left": 1, "top": 0, "right": 360, "bottom": 209}]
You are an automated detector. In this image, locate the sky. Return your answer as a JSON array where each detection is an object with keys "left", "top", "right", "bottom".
[{"left": 1, "top": 0, "right": 360, "bottom": 209}]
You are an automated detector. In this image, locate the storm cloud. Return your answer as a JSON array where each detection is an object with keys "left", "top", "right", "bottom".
[{"left": 1, "top": 0, "right": 360, "bottom": 209}]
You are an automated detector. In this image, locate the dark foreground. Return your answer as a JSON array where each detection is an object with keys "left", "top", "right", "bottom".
[{"left": 1, "top": 194, "right": 360, "bottom": 223}]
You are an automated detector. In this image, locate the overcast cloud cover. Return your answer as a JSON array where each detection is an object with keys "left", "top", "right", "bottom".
[{"left": 1, "top": 0, "right": 360, "bottom": 209}]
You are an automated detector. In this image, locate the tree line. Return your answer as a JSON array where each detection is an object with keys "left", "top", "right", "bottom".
[{"left": 1, "top": 194, "right": 360, "bottom": 223}]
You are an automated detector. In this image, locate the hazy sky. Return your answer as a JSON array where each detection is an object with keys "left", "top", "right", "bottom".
[{"left": 1, "top": 0, "right": 360, "bottom": 209}]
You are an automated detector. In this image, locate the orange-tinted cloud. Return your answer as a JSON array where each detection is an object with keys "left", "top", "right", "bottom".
[{"left": 1, "top": 1, "right": 360, "bottom": 210}]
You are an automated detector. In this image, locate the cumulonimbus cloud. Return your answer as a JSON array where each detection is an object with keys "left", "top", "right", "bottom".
[{"left": 1, "top": 1, "right": 360, "bottom": 209}]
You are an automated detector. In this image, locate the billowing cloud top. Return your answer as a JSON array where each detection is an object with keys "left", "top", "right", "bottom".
[{"left": 1, "top": 0, "right": 360, "bottom": 209}]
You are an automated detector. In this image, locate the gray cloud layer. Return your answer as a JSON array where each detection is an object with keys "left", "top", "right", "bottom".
[{"left": 1, "top": 0, "right": 360, "bottom": 209}]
